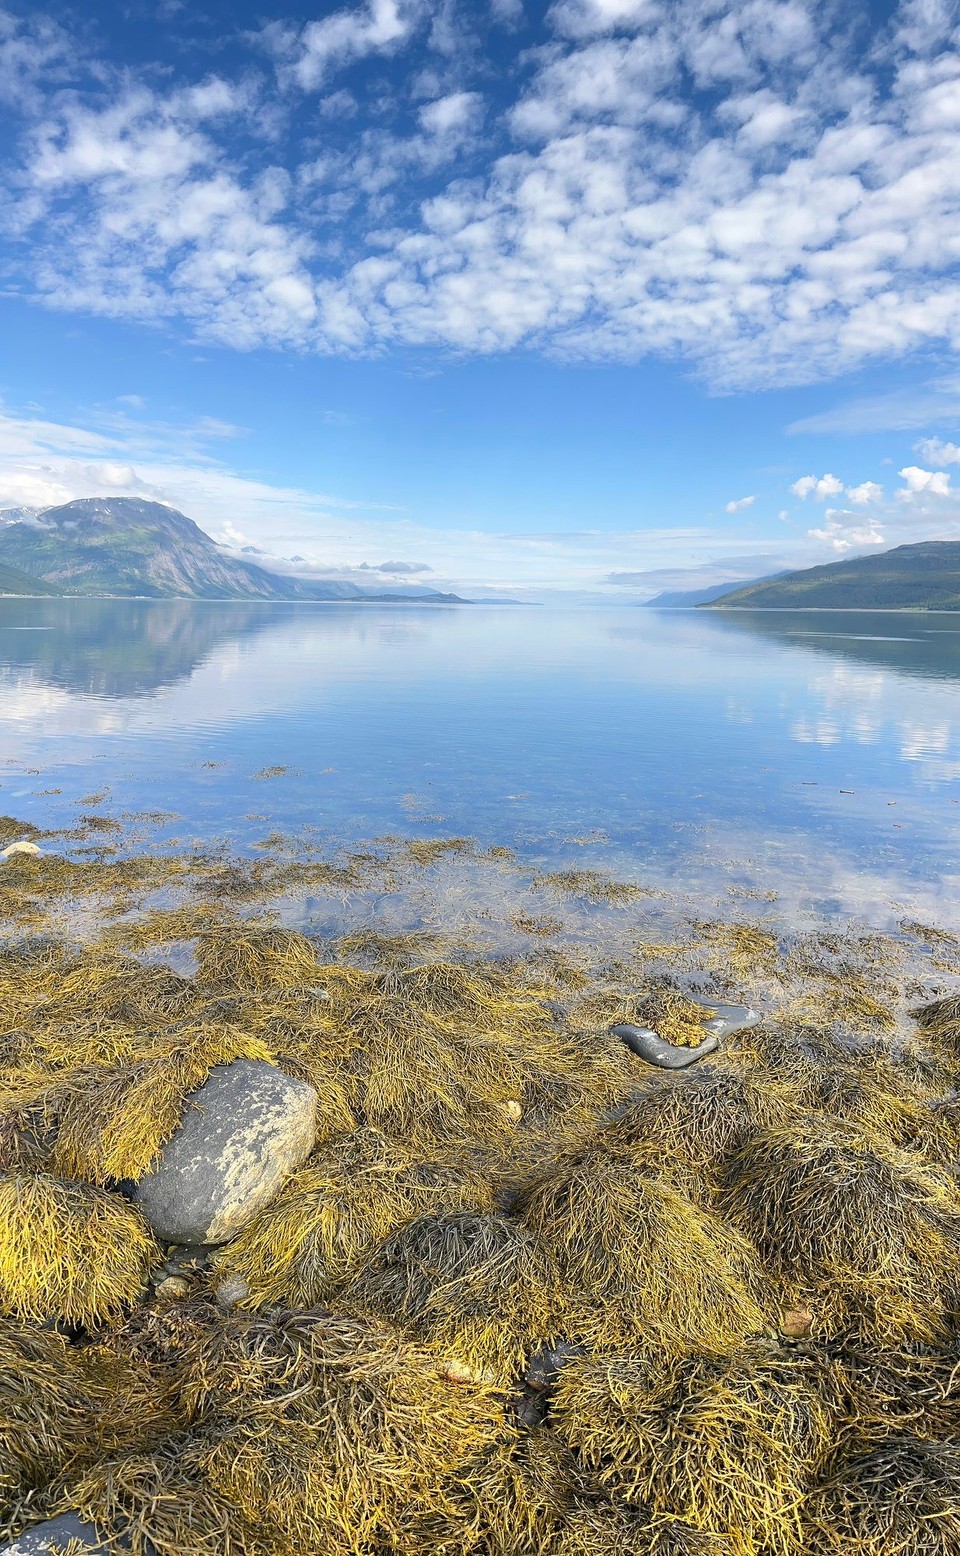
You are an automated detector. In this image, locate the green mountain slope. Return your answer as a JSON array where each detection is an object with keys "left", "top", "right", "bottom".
[
  {"left": 0, "top": 561, "right": 62, "bottom": 596},
  {"left": 0, "top": 499, "right": 465, "bottom": 602},
  {"left": 704, "top": 542, "right": 960, "bottom": 610}
]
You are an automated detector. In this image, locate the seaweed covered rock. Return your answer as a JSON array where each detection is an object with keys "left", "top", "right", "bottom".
[
  {"left": 214, "top": 1129, "right": 494, "bottom": 1308},
  {"left": 803, "top": 1436, "right": 960, "bottom": 1554},
  {"left": 178, "top": 1309, "right": 511, "bottom": 1556},
  {"left": 340, "top": 1210, "right": 565, "bottom": 1381},
  {"left": 721, "top": 1115, "right": 960, "bottom": 1343},
  {"left": 0, "top": 1320, "right": 175, "bottom": 1537},
  {"left": 0, "top": 1175, "right": 157, "bottom": 1326},
  {"left": 131, "top": 1059, "right": 317, "bottom": 1245},
  {"left": 553, "top": 1346, "right": 840, "bottom": 1556},
  {"left": 518, "top": 1145, "right": 770, "bottom": 1355}
]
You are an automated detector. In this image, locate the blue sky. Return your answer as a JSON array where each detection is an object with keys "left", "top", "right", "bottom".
[{"left": 1, "top": 0, "right": 960, "bottom": 598}]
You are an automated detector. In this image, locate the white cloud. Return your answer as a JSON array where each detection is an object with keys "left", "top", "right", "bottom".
[
  {"left": 898, "top": 463, "right": 952, "bottom": 496},
  {"left": 490, "top": 0, "right": 525, "bottom": 25},
  {"left": 915, "top": 436, "right": 960, "bottom": 465},
  {"left": 16, "top": 84, "right": 320, "bottom": 350},
  {"left": 7, "top": 2, "right": 960, "bottom": 389},
  {"left": 725, "top": 494, "right": 756, "bottom": 512},
  {"left": 787, "top": 375, "right": 960, "bottom": 435},
  {"left": 807, "top": 509, "right": 886, "bottom": 552},
  {"left": 792, "top": 473, "right": 845, "bottom": 500},
  {"left": 846, "top": 480, "right": 883, "bottom": 505},
  {"left": 418, "top": 91, "right": 483, "bottom": 136},
  {"left": 0, "top": 8, "right": 73, "bottom": 111},
  {"left": 268, "top": 0, "right": 424, "bottom": 90}
]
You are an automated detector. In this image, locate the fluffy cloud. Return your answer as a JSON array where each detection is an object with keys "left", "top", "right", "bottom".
[
  {"left": 846, "top": 481, "right": 883, "bottom": 505},
  {"left": 265, "top": 0, "right": 425, "bottom": 90},
  {"left": 725, "top": 494, "right": 756, "bottom": 513},
  {"left": 15, "top": 82, "right": 320, "bottom": 349},
  {"left": 3, "top": 1, "right": 960, "bottom": 387},
  {"left": 792, "top": 473, "right": 845, "bottom": 500},
  {"left": 807, "top": 509, "right": 886, "bottom": 553},
  {"left": 915, "top": 436, "right": 960, "bottom": 464},
  {"left": 0, "top": 7, "right": 72, "bottom": 110},
  {"left": 898, "top": 464, "right": 952, "bottom": 496}
]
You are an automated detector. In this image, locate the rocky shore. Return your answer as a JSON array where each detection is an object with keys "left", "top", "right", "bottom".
[{"left": 2, "top": 827, "right": 960, "bottom": 1555}]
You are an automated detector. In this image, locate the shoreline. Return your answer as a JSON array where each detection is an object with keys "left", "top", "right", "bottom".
[{"left": 3, "top": 830, "right": 960, "bottom": 1553}]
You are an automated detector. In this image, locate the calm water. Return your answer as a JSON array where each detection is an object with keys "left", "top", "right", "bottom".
[{"left": 1, "top": 598, "right": 959, "bottom": 929}]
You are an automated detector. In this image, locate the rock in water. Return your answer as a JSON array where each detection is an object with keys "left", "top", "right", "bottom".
[
  {"left": 0, "top": 840, "right": 41, "bottom": 859},
  {"left": 132, "top": 1059, "right": 317, "bottom": 1245},
  {"left": 0, "top": 1514, "right": 123, "bottom": 1554}
]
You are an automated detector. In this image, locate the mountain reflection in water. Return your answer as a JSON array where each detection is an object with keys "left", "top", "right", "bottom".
[
  {"left": 702, "top": 609, "right": 960, "bottom": 685},
  {"left": 0, "top": 600, "right": 958, "bottom": 930}
]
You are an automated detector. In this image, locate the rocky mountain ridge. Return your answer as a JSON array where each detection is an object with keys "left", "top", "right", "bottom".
[{"left": 0, "top": 498, "right": 466, "bottom": 603}]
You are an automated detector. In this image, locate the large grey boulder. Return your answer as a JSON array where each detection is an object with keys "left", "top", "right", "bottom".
[
  {"left": 132, "top": 1059, "right": 317, "bottom": 1245},
  {"left": 0, "top": 1514, "right": 124, "bottom": 1554}
]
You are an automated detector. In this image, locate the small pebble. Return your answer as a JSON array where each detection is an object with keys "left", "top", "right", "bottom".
[
  {"left": 154, "top": 1276, "right": 190, "bottom": 1301},
  {"left": 440, "top": 1357, "right": 498, "bottom": 1386},
  {"left": 781, "top": 1303, "right": 814, "bottom": 1339},
  {"left": 214, "top": 1275, "right": 250, "bottom": 1309}
]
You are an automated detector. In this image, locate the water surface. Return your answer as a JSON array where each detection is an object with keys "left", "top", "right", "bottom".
[{"left": 1, "top": 600, "right": 958, "bottom": 930}]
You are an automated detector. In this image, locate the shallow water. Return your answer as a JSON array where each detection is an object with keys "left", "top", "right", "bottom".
[{"left": 0, "top": 598, "right": 958, "bottom": 930}]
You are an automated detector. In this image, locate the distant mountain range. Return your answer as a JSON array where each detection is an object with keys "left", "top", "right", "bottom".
[
  {"left": 642, "top": 576, "right": 784, "bottom": 607},
  {"left": 703, "top": 541, "right": 960, "bottom": 610},
  {"left": 0, "top": 499, "right": 467, "bottom": 603}
]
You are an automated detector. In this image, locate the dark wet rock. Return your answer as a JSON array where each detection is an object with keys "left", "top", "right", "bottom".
[
  {"left": 525, "top": 1339, "right": 586, "bottom": 1391},
  {"left": 0, "top": 1514, "right": 129, "bottom": 1554},
  {"left": 131, "top": 1058, "right": 317, "bottom": 1245},
  {"left": 512, "top": 1386, "right": 549, "bottom": 1429},
  {"left": 611, "top": 1023, "right": 720, "bottom": 1068}
]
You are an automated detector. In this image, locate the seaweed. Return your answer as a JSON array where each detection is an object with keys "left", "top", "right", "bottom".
[
  {"left": 533, "top": 870, "right": 644, "bottom": 905},
  {"left": 553, "top": 1345, "right": 839, "bottom": 1556},
  {"left": 215, "top": 1131, "right": 495, "bottom": 1309},
  {"left": 803, "top": 1437, "right": 960, "bottom": 1554},
  {"left": 0, "top": 1174, "right": 157, "bottom": 1326},
  {"left": 721, "top": 1116, "right": 960, "bottom": 1343},
  {"left": 0, "top": 1321, "right": 174, "bottom": 1539},
  {"left": 518, "top": 1146, "right": 770, "bottom": 1356},
  {"left": 180, "top": 1309, "right": 511, "bottom": 1556},
  {"left": 340, "top": 1210, "right": 566, "bottom": 1381}
]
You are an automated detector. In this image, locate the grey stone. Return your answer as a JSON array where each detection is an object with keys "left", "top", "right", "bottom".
[
  {"left": 132, "top": 1059, "right": 317, "bottom": 1245},
  {"left": 0, "top": 1513, "right": 124, "bottom": 1555},
  {"left": 611, "top": 1023, "right": 720, "bottom": 1068}
]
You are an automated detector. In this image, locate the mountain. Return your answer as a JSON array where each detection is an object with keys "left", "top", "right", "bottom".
[
  {"left": 0, "top": 560, "right": 63, "bottom": 596},
  {"left": 703, "top": 542, "right": 960, "bottom": 610},
  {"left": 0, "top": 507, "right": 42, "bottom": 527},
  {"left": 642, "top": 576, "right": 780, "bottom": 606},
  {"left": 0, "top": 498, "right": 466, "bottom": 602}
]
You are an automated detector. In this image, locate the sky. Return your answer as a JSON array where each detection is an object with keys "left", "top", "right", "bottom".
[{"left": 2, "top": 0, "right": 960, "bottom": 599}]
